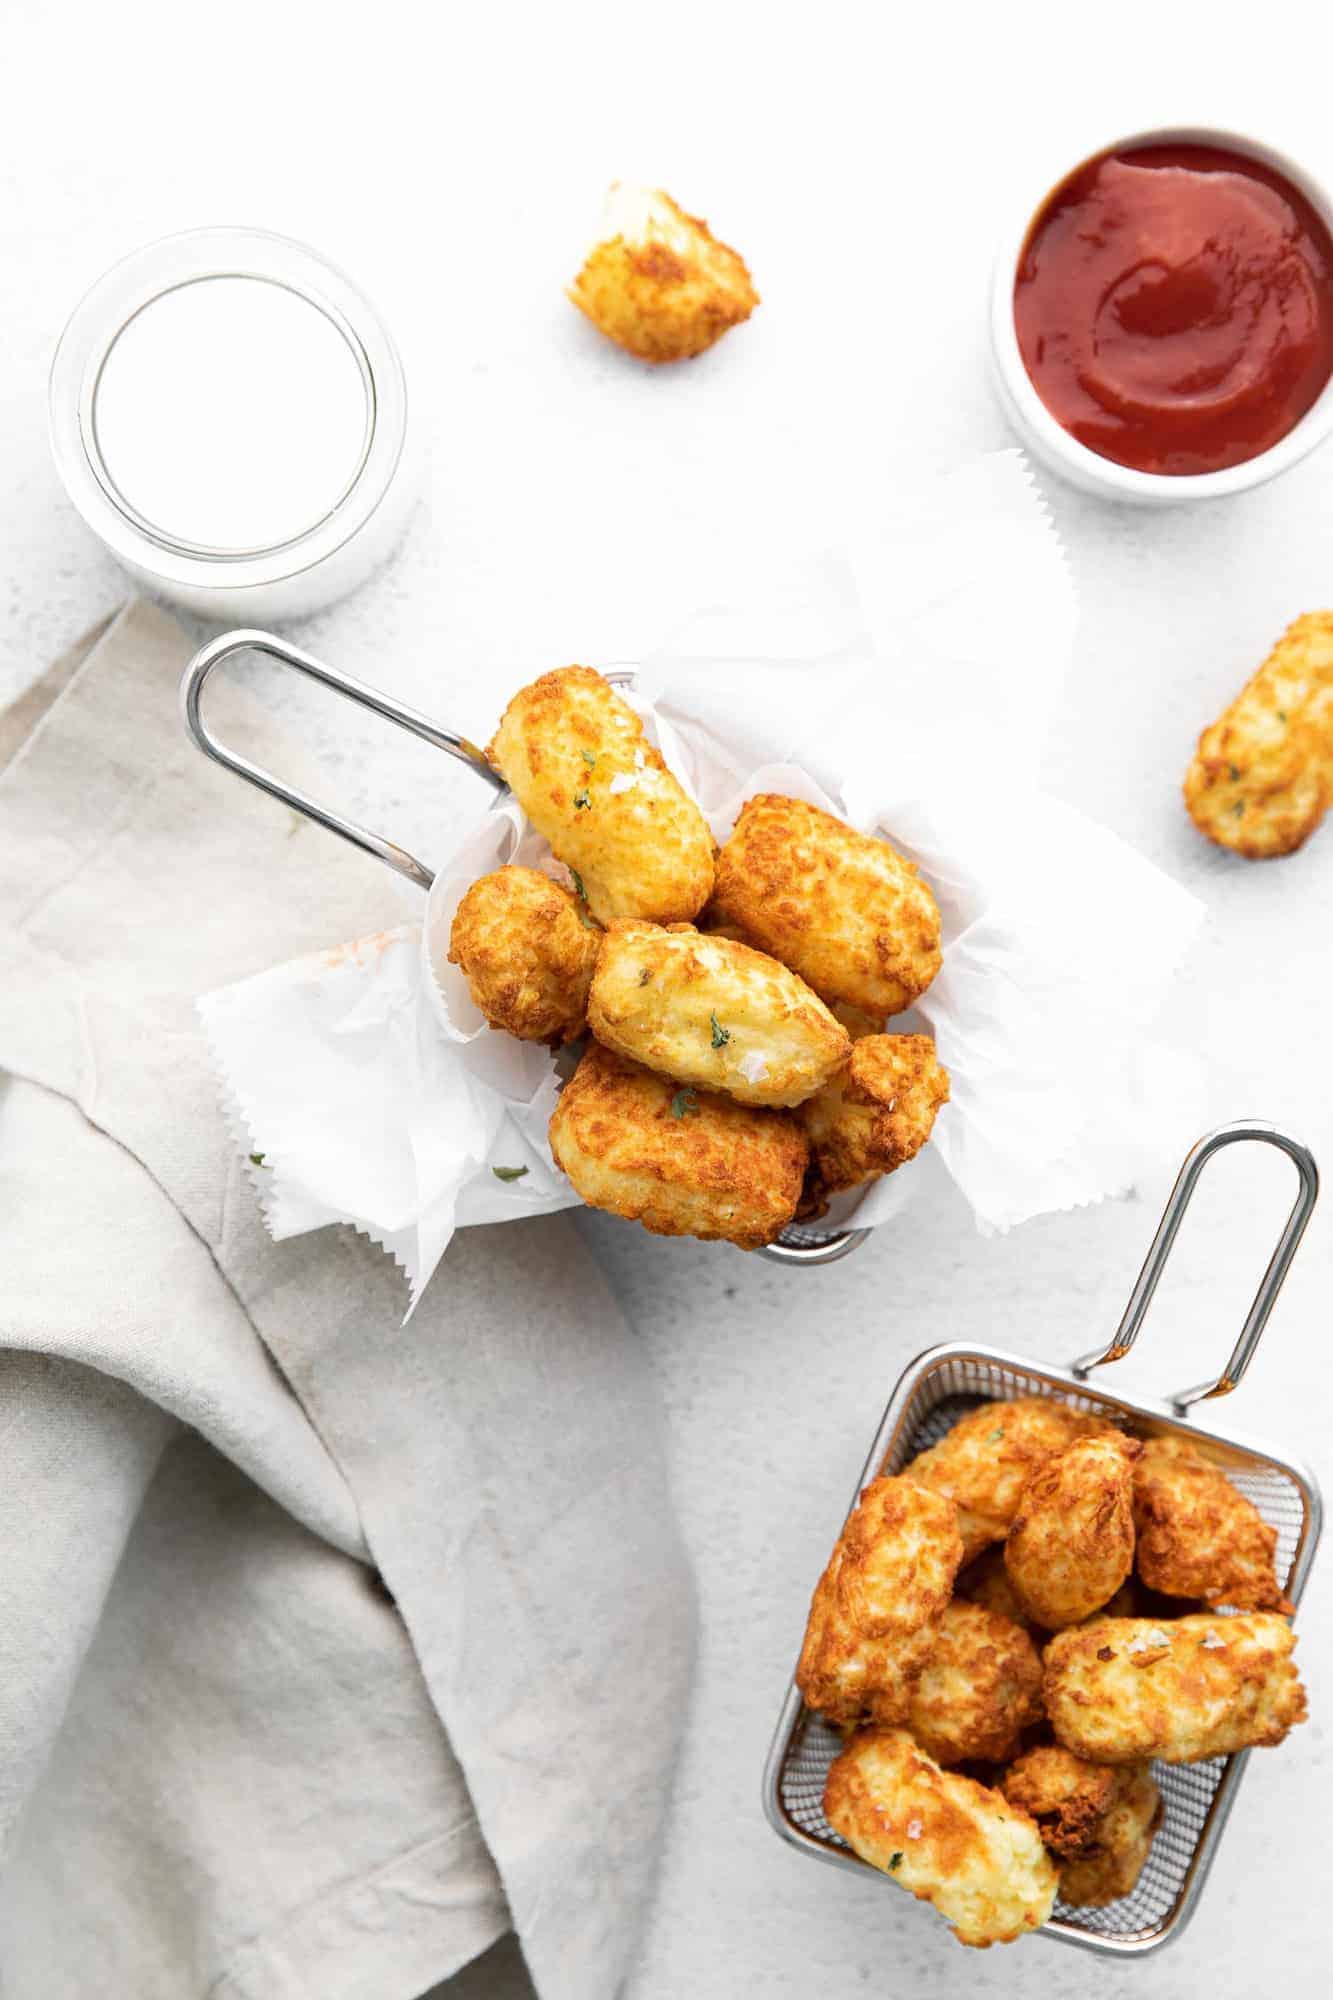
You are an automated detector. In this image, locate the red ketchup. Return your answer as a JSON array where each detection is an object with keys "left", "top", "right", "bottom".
[{"left": 1014, "top": 144, "right": 1333, "bottom": 475}]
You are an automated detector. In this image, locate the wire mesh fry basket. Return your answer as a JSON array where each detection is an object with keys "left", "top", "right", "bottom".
[
  {"left": 181, "top": 628, "right": 869, "bottom": 1267},
  {"left": 762, "top": 1121, "right": 1322, "bottom": 1955}
]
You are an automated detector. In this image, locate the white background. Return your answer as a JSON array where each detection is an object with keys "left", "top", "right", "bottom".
[{"left": 4, "top": 3, "right": 1331, "bottom": 1995}]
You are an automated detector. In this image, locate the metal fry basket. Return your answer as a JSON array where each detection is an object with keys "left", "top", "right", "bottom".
[
  {"left": 763, "top": 1122, "right": 1322, "bottom": 1954},
  {"left": 180, "top": 628, "right": 870, "bottom": 1267}
]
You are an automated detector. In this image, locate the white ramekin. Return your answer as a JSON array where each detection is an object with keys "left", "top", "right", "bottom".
[
  {"left": 50, "top": 227, "right": 418, "bottom": 620},
  {"left": 990, "top": 126, "right": 1333, "bottom": 505}
]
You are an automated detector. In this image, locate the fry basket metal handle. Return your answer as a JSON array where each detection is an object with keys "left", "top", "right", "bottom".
[
  {"left": 180, "top": 628, "right": 505, "bottom": 893},
  {"left": 1072, "top": 1120, "right": 1318, "bottom": 1412}
]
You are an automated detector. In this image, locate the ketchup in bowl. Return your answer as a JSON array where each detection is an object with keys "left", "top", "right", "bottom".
[{"left": 1014, "top": 144, "right": 1333, "bottom": 476}]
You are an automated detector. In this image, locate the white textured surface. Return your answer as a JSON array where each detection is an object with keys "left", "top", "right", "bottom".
[{"left": 4, "top": 4, "right": 1331, "bottom": 1995}]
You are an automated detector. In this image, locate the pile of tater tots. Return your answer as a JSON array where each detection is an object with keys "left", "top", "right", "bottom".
[
  {"left": 795, "top": 1398, "right": 1307, "bottom": 1948},
  {"left": 446, "top": 665, "right": 949, "bottom": 1246}
]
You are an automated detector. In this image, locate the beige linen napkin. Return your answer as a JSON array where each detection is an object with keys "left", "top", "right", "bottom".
[{"left": 0, "top": 603, "right": 693, "bottom": 2000}]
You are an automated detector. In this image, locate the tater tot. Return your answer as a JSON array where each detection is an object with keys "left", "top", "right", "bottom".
[
  {"left": 587, "top": 920, "right": 849, "bottom": 1109},
  {"left": 1004, "top": 1433, "right": 1139, "bottom": 1630},
  {"left": 547, "top": 1042, "right": 805, "bottom": 1250},
  {"left": 712, "top": 794, "right": 942, "bottom": 1016},
  {"left": 487, "top": 667, "right": 713, "bottom": 927},
  {"left": 567, "top": 183, "right": 759, "bottom": 364},
  {"left": 904, "top": 1399, "right": 1115, "bottom": 1566},
  {"left": 1001, "top": 1746, "right": 1161, "bottom": 1905},
  {"left": 796, "top": 1476, "right": 964, "bottom": 1725},
  {"left": 447, "top": 866, "right": 599, "bottom": 1042},
  {"left": 1184, "top": 612, "right": 1333, "bottom": 858},
  {"left": 824, "top": 1727, "right": 1058, "bottom": 1948},
  {"left": 1043, "top": 1613, "right": 1307, "bottom": 1765},
  {"left": 906, "top": 1599, "right": 1044, "bottom": 1766},
  {"left": 1133, "top": 1434, "right": 1291, "bottom": 1612},
  {"left": 798, "top": 1033, "right": 949, "bottom": 1213}
]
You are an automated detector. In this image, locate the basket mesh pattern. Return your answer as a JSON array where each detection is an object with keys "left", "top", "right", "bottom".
[{"left": 772, "top": 1354, "right": 1312, "bottom": 1949}]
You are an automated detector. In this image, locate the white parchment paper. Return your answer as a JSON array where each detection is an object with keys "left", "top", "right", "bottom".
[{"left": 200, "top": 451, "right": 1205, "bottom": 1306}]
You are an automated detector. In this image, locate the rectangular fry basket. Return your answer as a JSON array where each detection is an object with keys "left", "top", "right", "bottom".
[{"left": 762, "top": 1121, "right": 1323, "bottom": 1955}]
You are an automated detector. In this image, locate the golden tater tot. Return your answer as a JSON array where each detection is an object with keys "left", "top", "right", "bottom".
[
  {"left": 447, "top": 866, "right": 599, "bottom": 1042},
  {"left": 1184, "top": 612, "right": 1333, "bottom": 858},
  {"left": 1043, "top": 1613, "right": 1307, "bottom": 1765},
  {"left": 567, "top": 184, "right": 758, "bottom": 364},
  {"left": 824, "top": 1727, "right": 1058, "bottom": 1948},
  {"left": 956, "top": 1547, "right": 1040, "bottom": 1633},
  {"left": 907, "top": 1599, "right": 1044, "bottom": 1767},
  {"left": 487, "top": 667, "right": 713, "bottom": 927},
  {"left": 1133, "top": 1435, "right": 1291, "bottom": 1613},
  {"left": 1004, "top": 1433, "right": 1139, "bottom": 1630},
  {"left": 587, "top": 920, "right": 849, "bottom": 1109},
  {"left": 1000, "top": 1743, "right": 1119, "bottom": 1860},
  {"left": 1057, "top": 1765, "right": 1162, "bottom": 1908},
  {"left": 547, "top": 1042, "right": 805, "bottom": 1250},
  {"left": 904, "top": 1400, "right": 1115, "bottom": 1565},
  {"left": 712, "top": 794, "right": 942, "bottom": 1017},
  {"left": 796, "top": 1476, "right": 964, "bottom": 1725},
  {"left": 1001, "top": 1746, "right": 1162, "bottom": 1905},
  {"left": 798, "top": 1033, "right": 949, "bottom": 1214}
]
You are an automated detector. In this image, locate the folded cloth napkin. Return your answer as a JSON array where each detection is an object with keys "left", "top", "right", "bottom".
[{"left": 0, "top": 603, "right": 693, "bottom": 2000}]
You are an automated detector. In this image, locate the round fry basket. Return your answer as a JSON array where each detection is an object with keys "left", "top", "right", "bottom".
[
  {"left": 180, "top": 629, "right": 871, "bottom": 1266},
  {"left": 762, "top": 1122, "right": 1323, "bottom": 1954}
]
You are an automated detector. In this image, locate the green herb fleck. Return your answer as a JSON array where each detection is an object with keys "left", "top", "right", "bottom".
[
  {"left": 710, "top": 1010, "right": 730, "bottom": 1049},
  {"left": 492, "top": 1164, "right": 529, "bottom": 1183},
  {"left": 989, "top": 1427, "right": 1004, "bottom": 1443},
  {"left": 581, "top": 749, "right": 598, "bottom": 769},
  {"left": 889, "top": 1852, "right": 903, "bottom": 1871},
  {"left": 573, "top": 789, "right": 591, "bottom": 811},
  {"left": 1232, "top": 800, "right": 1245, "bottom": 818},
  {"left": 670, "top": 1089, "right": 700, "bottom": 1120},
  {"left": 569, "top": 868, "right": 587, "bottom": 901},
  {"left": 1228, "top": 764, "right": 1241, "bottom": 782},
  {"left": 248, "top": 1151, "right": 268, "bottom": 1169}
]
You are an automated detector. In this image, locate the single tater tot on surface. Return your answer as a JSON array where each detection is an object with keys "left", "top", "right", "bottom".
[
  {"left": 798, "top": 1033, "right": 949, "bottom": 1214},
  {"left": 1133, "top": 1434, "right": 1291, "bottom": 1612},
  {"left": 1044, "top": 1613, "right": 1307, "bottom": 1765},
  {"left": 587, "top": 921, "right": 849, "bottom": 1109},
  {"left": 824, "top": 1727, "right": 1058, "bottom": 1948},
  {"left": 1184, "top": 612, "right": 1333, "bottom": 858},
  {"left": 906, "top": 1599, "right": 1044, "bottom": 1767},
  {"left": 1057, "top": 1765, "right": 1162, "bottom": 1908},
  {"left": 904, "top": 1399, "right": 1115, "bottom": 1566},
  {"left": 486, "top": 667, "right": 713, "bottom": 927},
  {"left": 567, "top": 183, "right": 758, "bottom": 364},
  {"left": 1004, "top": 1432, "right": 1139, "bottom": 1630},
  {"left": 447, "top": 866, "right": 599, "bottom": 1042},
  {"left": 712, "top": 794, "right": 942, "bottom": 1017},
  {"left": 547, "top": 1042, "right": 805, "bottom": 1250},
  {"left": 796, "top": 1476, "right": 964, "bottom": 1725}
]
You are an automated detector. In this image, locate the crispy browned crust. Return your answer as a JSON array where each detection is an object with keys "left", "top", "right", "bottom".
[
  {"left": 795, "top": 1476, "right": 964, "bottom": 1725},
  {"left": 1133, "top": 1434, "right": 1292, "bottom": 1612},
  {"left": 1000, "top": 1743, "right": 1119, "bottom": 1859},
  {"left": 904, "top": 1400, "right": 1116, "bottom": 1566},
  {"left": 1043, "top": 1613, "right": 1308, "bottom": 1764},
  {"left": 798, "top": 1032, "right": 949, "bottom": 1213},
  {"left": 447, "top": 865, "right": 599, "bottom": 1041},
  {"left": 567, "top": 186, "right": 758, "bottom": 363},
  {"left": 713, "top": 794, "right": 942, "bottom": 1017},
  {"left": 1004, "top": 1433, "right": 1140, "bottom": 1630},
  {"left": 486, "top": 666, "right": 713, "bottom": 927},
  {"left": 907, "top": 1599, "right": 1044, "bottom": 1767},
  {"left": 1184, "top": 612, "right": 1333, "bottom": 857},
  {"left": 1057, "top": 1765, "right": 1162, "bottom": 1907},
  {"left": 824, "top": 1727, "right": 1058, "bottom": 1947},
  {"left": 547, "top": 1041, "right": 805, "bottom": 1249},
  {"left": 587, "top": 920, "right": 849, "bottom": 1108}
]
